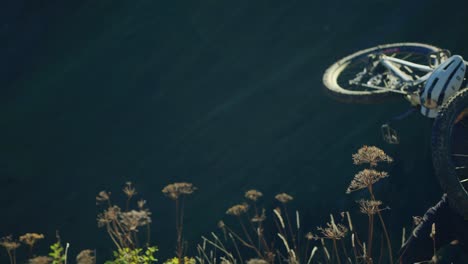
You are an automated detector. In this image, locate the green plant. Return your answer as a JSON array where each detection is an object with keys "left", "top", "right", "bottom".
[
  {"left": 49, "top": 240, "right": 68, "bottom": 264},
  {"left": 104, "top": 246, "right": 158, "bottom": 264},
  {"left": 164, "top": 256, "right": 196, "bottom": 264}
]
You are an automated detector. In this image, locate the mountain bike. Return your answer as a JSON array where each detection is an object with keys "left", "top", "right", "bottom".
[{"left": 322, "top": 42, "right": 468, "bottom": 218}]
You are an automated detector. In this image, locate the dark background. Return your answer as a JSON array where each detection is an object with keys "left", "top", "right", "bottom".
[{"left": 1, "top": 0, "right": 467, "bottom": 262}]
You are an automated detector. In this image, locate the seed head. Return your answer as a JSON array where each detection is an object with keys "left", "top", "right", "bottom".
[
  {"left": 19, "top": 233, "right": 44, "bottom": 248},
  {"left": 97, "top": 205, "right": 121, "bottom": 227},
  {"left": 28, "top": 256, "right": 53, "bottom": 264},
  {"left": 358, "top": 200, "right": 383, "bottom": 215},
  {"left": 275, "top": 193, "right": 293, "bottom": 204},
  {"left": 317, "top": 223, "right": 348, "bottom": 240},
  {"left": 346, "top": 169, "right": 389, "bottom": 193},
  {"left": 245, "top": 189, "right": 263, "bottom": 202},
  {"left": 76, "top": 249, "right": 96, "bottom": 264},
  {"left": 96, "top": 191, "right": 110, "bottom": 204},
  {"left": 0, "top": 236, "right": 20, "bottom": 252},
  {"left": 226, "top": 203, "right": 249, "bottom": 216},
  {"left": 119, "top": 210, "right": 152, "bottom": 232},
  {"left": 123, "top": 182, "right": 137, "bottom": 199},
  {"left": 162, "top": 182, "right": 197, "bottom": 200},
  {"left": 352, "top": 145, "right": 393, "bottom": 167}
]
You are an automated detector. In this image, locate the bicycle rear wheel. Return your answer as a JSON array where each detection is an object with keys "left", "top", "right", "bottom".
[
  {"left": 432, "top": 88, "right": 468, "bottom": 219},
  {"left": 323, "top": 43, "right": 442, "bottom": 103}
]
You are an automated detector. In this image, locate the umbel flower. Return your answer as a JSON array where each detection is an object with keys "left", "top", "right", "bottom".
[
  {"left": 76, "top": 249, "right": 96, "bottom": 264},
  {"left": 275, "top": 193, "right": 294, "bottom": 203},
  {"left": 119, "top": 210, "right": 152, "bottom": 231},
  {"left": 123, "top": 181, "right": 137, "bottom": 198},
  {"left": 28, "top": 256, "right": 53, "bottom": 264},
  {"left": 0, "top": 236, "right": 20, "bottom": 251},
  {"left": 19, "top": 233, "right": 44, "bottom": 248},
  {"left": 162, "top": 182, "right": 197, "bottom": 200},
  {"left": 352, "top": 145, "right": 393, "bottom": 167},
  {"left": 346, "top": 169, "right": 389, "bottom": 193},
  {"left": 97, "top": 205, "right": 121, "bottom": 227},
  {"left": 245, "top": 189, "right": 263, "bottom": 202},
  {"left": 358, "top": 199, "right": 383, "bottom": 215},
  {"left": 317, "top": 222, "right": 348, "bottom": 240},
  {"left": 226, "top": 203, "right": 249, "bottom": 216}
]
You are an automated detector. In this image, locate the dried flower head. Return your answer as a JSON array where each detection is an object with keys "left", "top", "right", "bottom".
[
  {"left": 245, "top": 189, "right": 263, "bottom": 202},
  {"left": 19, "top": 233, "right": 44, "bottom": 248},
  {"left": 97, "top": 205, "right": 121, "bottom": 227},
  {"left": 119, "top": 210, "right": 152, "bottom": 231},
  {"left": 358, "top": 200, "right": 383, "bottom": 215},
  {"left": 226, "top": 203, "right": 249, "bottom": 216},
  {"left": 76, "top": 249, "right": 96, "bottom": 264},
  {"left": 275, "top": 193, "right": 294, "bottom": 203},
  {"left": 0, "top": 236, "right": 20, "bottom": 251},
  {"left": 123, "top": 182, "right": 137, "bottom": 198},
  {"left": 317, "top": 223, "right": 348, "bottom": 240},
  {"left": 352, "top": 145, "right": 393, "bottom": 167},
  {"left": 246, "top": 259, "right": 269, "bottom": 264},
  {"left": 96, "top": 191, "right": 110, "bottom": 204},
  {"left": 162, "top": 182, "right": 197, "bottom": 200},
  {"left": 29, "top": 256, "right": 53, "bottom": 264},
  {"left": 346, "top": 169, "right": 389, "bottom": 193}
]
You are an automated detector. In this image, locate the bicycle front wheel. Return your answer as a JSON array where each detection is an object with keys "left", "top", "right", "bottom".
[
  {"left": 323, "top": 43, "right": 442, "bottom": 103},
  {"left": 432, "top": 88, "right": 468, "bottom": 219}
]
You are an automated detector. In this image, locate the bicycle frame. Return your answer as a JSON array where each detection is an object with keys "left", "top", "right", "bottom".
[{"left": 356, "top": 54, "right": 436, "bottom": 95}]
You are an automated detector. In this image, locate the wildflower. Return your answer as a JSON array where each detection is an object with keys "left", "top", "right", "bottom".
[
  {"left": 346, "top": 169, "right": 389, "bottom": 193},
  {"left": 97, "top": 205, "right": 121, "bottom": 227},
  {"left": 120, "top": 210, "right": 152, "bottom": 231},
  {"left": 76, "top": 249, "right": 96, "bottom": 264},
  {"left": 123, "top": 182, "right": 137, "bottom": 198},
  {"left": 275, "top": 193, "right": 294, "bottom": 203},
  {"left": 162, "top": 182, "right": 197, "bottom": 200},
  {"left": 96, "top": 191, "right": 110, "bottom": 204},
  {"left": 0, "top": 236, "right": 20, "bottom": 251},
  {"left": 352, "top": 145, "right": 393, "bottom": 167},
  {"left": 358, "top": 200, "right": 383, "bottom": 215},
  {"left": 19, "top": 233, "right": 44, "bottom": 248},
  {"left": 226, "top": 203, "right": 249, "bottom": 216},
  {"left": 245, "top": 189, "right": 263, "bottom": 202},
  {"left": 317, "top": 223, "right": 348, "bottom": 240},
  {"left": 28, "top": 256, "right": 53, "bottom": 264}
]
